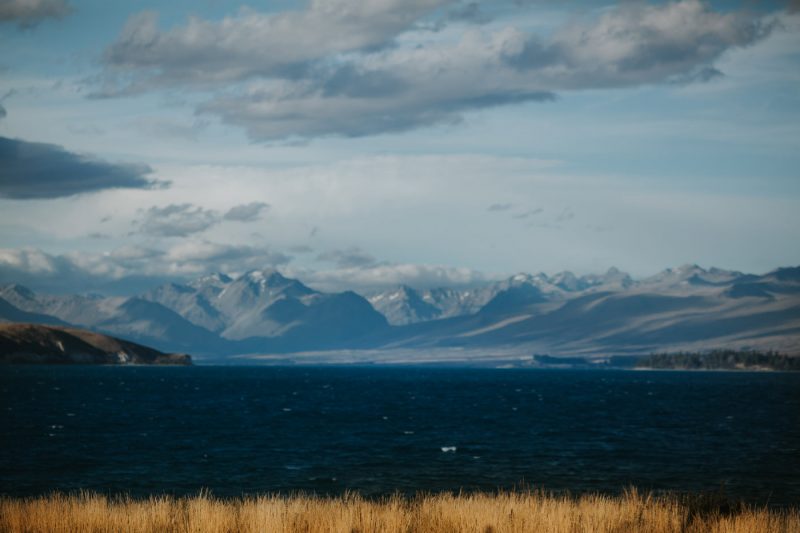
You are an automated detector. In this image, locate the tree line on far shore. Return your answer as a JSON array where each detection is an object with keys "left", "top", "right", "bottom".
[{"left": 633, "top": 349, "right": 800, "bottom": 371}]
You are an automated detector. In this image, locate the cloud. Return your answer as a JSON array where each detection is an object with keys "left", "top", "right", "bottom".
[
  {"left": 512, "top": 207, "right": 543, "bottom": 219},
  {"left": 93, "top": 0, "right": 773, "bottom": 141},
  {"left": 99, "top": 1, "right": 449, "bottom": 93},
  {"left": 0, "top": 0, "right": 71, "bottom": 27},
  {"left": 0, "top": 243, "right": 291, "bottom": 294},
  {"left": 669, "top": 66, "right": 724, "bottom": 84},
  {"left": 301, "top": 262, "right": 492, "bottom": 292},
  {"left": 134, "top": 202, "right": 271, "bottom": 237},
  {"left": 446, "top": 2, "right": 491, "bottom": 25},
  {"left": 135, "top": 203, "right": 219, "bottom": 237},
  {"left": 555, "top": 207, "right": 574, "bottom": 222},
  {"left": 0, "top": 244, "right": 490, "bottom": 295},
  {"left": 0, "top": 136, "right": 163, "bottom": 199},
  {"left": 0, "top": 247, "right": 78, "bottom": 278},
  {"left": 487, "top": 203, "right": 513, "bottom": 212},
  {"left": 108, "top": 245, "right": 163, "bottom": 262},
  {"left": 163, "top": 241, "right": 291, "bottom": 270},
  {"left": 213, "top": 0, "right": 768, "bottom": 140},
  {"left": 223, "top": 201, "right": 269, "bottom": 222},
  {"left": 508, "top": 0, "right": 773, "bottom": 87},
  {"left": 199, "top": 72, "right": 555, "bottom": 140},
  {"left": 288, "top": 245, "right": 314, "bottom": 254},
  {"left": 316, "top": 247, "right": 378, "bottom": 268},
  {"left": 0, "top": 103, "right": 6, "bottom": 120}
]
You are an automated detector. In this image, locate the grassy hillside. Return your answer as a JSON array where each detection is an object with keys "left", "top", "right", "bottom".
[{"left": 1, "top": 490, "right": 797, "bottom": 533}]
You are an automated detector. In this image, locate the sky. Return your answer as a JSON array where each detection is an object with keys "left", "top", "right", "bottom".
[{"left": 0, "top": 0, "right": 799, "bottom": 295}]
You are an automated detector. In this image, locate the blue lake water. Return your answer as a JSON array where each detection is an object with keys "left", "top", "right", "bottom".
[{"left": 1, "top": 366, "right": 799, "bottom": 504}]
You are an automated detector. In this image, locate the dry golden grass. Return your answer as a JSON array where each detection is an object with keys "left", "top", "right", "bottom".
[{"left": 1, "top": 489, "right": 797, "bottom": 533}]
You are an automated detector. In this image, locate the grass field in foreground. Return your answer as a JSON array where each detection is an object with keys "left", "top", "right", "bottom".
[{"left": 1, "top": 490, "right": 798, "bottom": 532}]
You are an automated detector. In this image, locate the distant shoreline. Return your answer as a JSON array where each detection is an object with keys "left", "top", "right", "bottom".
[{"left": 4, "top": 359, "right": 798, "bottom": 372}]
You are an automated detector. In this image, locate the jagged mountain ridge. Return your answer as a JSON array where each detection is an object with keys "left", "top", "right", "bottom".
[
  {"left": 366, "top": 265, "right": 800, "bottom": 356},
  {"left": 1, "top": 265, "right": 798, "bottom": 358},
  {"left": 143, "top": 269, "right": 388, "bottom": 342},
  {"left": 367, "top": 267, "right": 635, "bottom": 325},
  {"left": 0, "top": 270, "right": 389, "bottom": 355}
]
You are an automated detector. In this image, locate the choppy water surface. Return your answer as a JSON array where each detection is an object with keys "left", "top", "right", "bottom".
[{"left": 1, "top": 366, "right": 798, "bottom": 504}]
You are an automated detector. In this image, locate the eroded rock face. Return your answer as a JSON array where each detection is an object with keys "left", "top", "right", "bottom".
[{"left": 0, "top": 324, "right": 192, "bottom": 365}]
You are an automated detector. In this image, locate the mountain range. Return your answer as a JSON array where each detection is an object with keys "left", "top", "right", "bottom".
[{"left": 1, "top": 264, "right": 798, "bottom": 363}]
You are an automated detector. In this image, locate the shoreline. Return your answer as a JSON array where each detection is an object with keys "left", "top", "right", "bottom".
[{"left": 4, "top": 360, "right": 799, "bottom": 372}]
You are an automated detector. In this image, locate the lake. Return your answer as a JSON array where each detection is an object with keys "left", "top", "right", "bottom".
[{"left": 1, "top": 366, "right": 798, "bottom": 505}]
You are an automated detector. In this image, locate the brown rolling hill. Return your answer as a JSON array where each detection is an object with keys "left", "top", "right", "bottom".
[{"left": 0, "top": 323, "right": 192, "bottom": 365}]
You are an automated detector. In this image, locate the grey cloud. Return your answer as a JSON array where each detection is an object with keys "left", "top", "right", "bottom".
[
  {"left": 488, "top": 203, "right": 513, "bottom": 212},
  {"left": 512, "top": 208, "right": 543, "bottom": 219},
  {"left": 320, "top": 65, "right": 408, "bottom": 98},
  {"left": 223, "top": 201, "right": 269, "bottom": 222},
  {"left": 0, "top": 0, "right": 71, "bottom": 27},
  {"left": 506, "top": 0, "right": 772, "bottom": 87},
  {"left": 0, "top": 102, "right": 5, "bottom": 120},
  {"left": 94, "top": 0, "right": 773, "bottom": 141},
  {"left": 556, "top": 207, "right": 574, "bottom": 222},
  {"left": 164, "top": 241, "right": 291, "bottom": 269},
  {"left": 109, "top": 244, "right": 164, "bottom": 263},
  {"left": 201, "top": 81, "right": 554, "bottom": 140},
  {"left": 137, "top": 204, "right": 219, "bottom": 237},
  {"left": 87, "top": 232, "right": 111, "bottom": 240},
  {"left": 288, "top": 245, "right": 314, "bottom": 254},
  {"left": 0, "top": 136, "right": 163, "bottom": 199},
  {"left": 669, "top": 66, "right": 724, "bottom": 85},
  {"left": 99, "top": 1, "right": 449, "bottom": 94},
  {"left": 316, "top": 247, "right": 378, "bottom": 269},
  {"left": 136, "top": 201, "right": 272, "bottom": 237},
  {"left": 200, "top": 0, "right": 766, "bottom": 141},
  {"left": 446, "top": 2, "right": 491, "bottom": 25}
]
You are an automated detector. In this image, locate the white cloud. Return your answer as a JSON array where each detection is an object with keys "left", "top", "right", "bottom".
[
  {"left": 0, "top": 243, "right": 491, "bottom": 294},
  {"left": 0, "top": 242, "right": 291, "bottom": 293},
  {"left": 298, "top": 262, "right": 493, "bottom": 292},
  {"left": 96, "top": 0, "right": 772, "bottom": 140}
]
